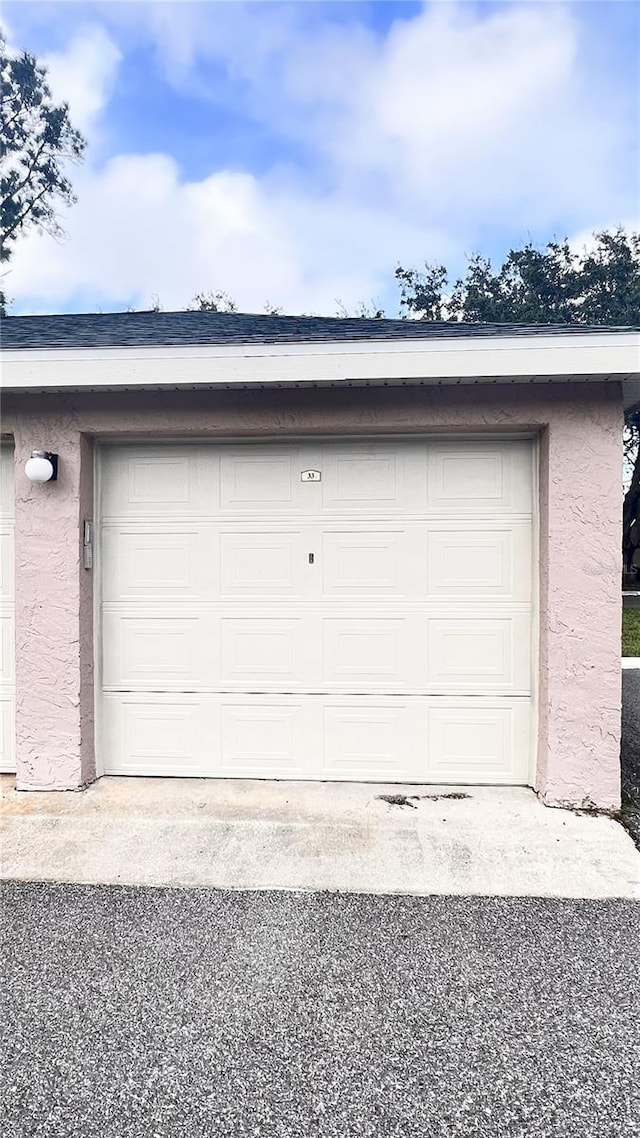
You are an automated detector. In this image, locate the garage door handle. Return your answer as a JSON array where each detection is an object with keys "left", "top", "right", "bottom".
[{"left": 308, "top": 553, "right": 314, "bottom": 564}]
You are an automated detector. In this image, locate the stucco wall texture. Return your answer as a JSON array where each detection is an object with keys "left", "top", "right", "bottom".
[{"left": 2, "top": 381, "right": 623, "bottom": 808}]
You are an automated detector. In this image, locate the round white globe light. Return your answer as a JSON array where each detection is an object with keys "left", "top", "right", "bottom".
[{"left": 25, "top": 452, "right": 54, "bottom": 483}]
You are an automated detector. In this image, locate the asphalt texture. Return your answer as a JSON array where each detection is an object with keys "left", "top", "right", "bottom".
[{"left": 1, "top": 884, "right": 639, "bottom": 1138}]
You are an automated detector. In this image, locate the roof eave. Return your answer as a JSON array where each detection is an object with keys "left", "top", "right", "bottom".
[{"left": 2, "top": 330, "right": 639, "bottom": 407}]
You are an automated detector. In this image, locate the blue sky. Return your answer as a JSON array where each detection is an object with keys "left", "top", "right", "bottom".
[{"left": 4, "top": 1, "right": 639, "bottom": 315}]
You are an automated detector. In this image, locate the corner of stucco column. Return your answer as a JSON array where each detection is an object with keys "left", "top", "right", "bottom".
[
  {"left": 14, "top": 427, "right": 95, "bottom": 790},
  {"left": 534, "top": 392, "right": 623, "bottom": 812}
]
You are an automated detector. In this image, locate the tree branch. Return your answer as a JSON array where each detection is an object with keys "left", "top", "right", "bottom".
[
  {"left": 0, "top": 104, "right": 31, "bottom": 135},
  {"left": 0, "top": 137, "right": 49, "bottom": 205},
  {"left": 2, "top": 183, "right": 51, "bottom": 242}
]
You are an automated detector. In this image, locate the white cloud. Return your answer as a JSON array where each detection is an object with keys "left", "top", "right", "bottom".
[
  {"left": 7, "top": 153, "right": 447, "bottom": 313},
  {"left": 137, "top": 0, "right": 634, "bottom": 223},
  {"left": 5, "top": 1, "right": 638, "bottom": 314},
  {"left": 43, "top": 25, "right": 122, "bottom": 137}
]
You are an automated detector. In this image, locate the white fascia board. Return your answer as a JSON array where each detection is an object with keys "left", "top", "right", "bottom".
[{"left": 2, "top": 331, "right": 639, "bottom": 393}]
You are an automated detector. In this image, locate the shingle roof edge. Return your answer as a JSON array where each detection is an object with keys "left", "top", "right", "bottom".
[{"left": 3, "top": 310, "right": 638, "bottom": 350}]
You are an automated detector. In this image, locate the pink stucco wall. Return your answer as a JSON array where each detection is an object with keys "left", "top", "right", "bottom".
[
  {"left": 10, "top": 422, "right": 94, "bottom": 789},
  {"left": 2, "top": 381, "right": 623, "bottom": 807}
]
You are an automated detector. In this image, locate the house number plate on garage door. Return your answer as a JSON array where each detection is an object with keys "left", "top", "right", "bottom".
[{"left": 301, "top": 469, "right": 321, "bottom": 482}]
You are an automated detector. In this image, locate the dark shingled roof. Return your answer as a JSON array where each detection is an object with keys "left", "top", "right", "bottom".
[{"left": 2, "top": 310, "right": 637, "bottom": 350}]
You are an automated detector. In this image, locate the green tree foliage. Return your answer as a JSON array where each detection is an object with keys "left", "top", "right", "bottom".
[
  {"left": 0, "top": 32, "right": 85, "bottom": 312},
  {"left": 395, "top": 229, "right": 640, "bottom": 576},
  {"left": 188, "top": 290, "right": 238, "bottom": 313},
  {"left": 396, "top": 230, "right": 640, "bottom": 325},
  {"left": 624, "top": 408, "right": 640, "bottom": 576},
  {"left": 395, "top": 263, "right": 448, "bottom": 321},
  {"left": 188, "top": 292, "right": 286, "bottom": 315}
]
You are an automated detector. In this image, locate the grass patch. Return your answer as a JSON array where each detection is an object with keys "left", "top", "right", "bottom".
[{"left": 622, "top": 608, "right": 640, "bottom": 656}]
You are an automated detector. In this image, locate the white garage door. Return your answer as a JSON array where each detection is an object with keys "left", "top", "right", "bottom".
[
  {"left": 0, "top": 444, "right": 15, "bottom": 772},
  {"left": 99, "top": 439, "right": 534, "bottom": 783}
]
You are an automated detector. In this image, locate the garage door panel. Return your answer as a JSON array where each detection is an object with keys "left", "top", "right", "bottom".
[
  {"left": 427, "top": 701, "right": 530, "bottom": 782},
  {"left": 101, "top": 526, "right": 213, "bottom": 601},
  {"left": 101, "top": 692, "right": 530, "bottom": 782},
  {"left": 220, "top": 700, "right": 314, "bottom": 778},
  {"left": 321, "top": 529, "right": 425, "bottom": 597},
  {"left": 103, "top": 607, "right": 531, "bottom": 696},
  {"left": 102, "top": 611, "right": 218, "bottom": 690},
  {"left": 321, "top": 443, "right": 427, "bottom": 513},
  {"left": 321, "top": 617, "right": 415, "bottom": 691},
  {"left": 0, "top": 695, "right": 15, "bottom": 773},
  {"left": 427, "top": 441, "right": 532, "bottom": 513},
  {"left": 100, "top": 445, "right": 216, "bottom": 518},
  {"left": 220, "top": 530, "right": 307, "bottom": 597},
  {"left": 0, "top": 449, "right": 14, "bottom": 517},
  {"left": 0, "top": 612, "right": 15, "bottom": 684},
  {"left": 219, "top": 446, "right": 312, "bottom": 512},
  {"left": 322, "top": 701, "right": 422, "bottom": 781},
  {"left": 220, "top": 617, "right": 310, "bottom": 689},
  {"left": 0, "top": 527, "right": 15, "bottom": 600},
  {"left": 101, "top": 693, "right": 216, "bottom": 776},
  {"left": 426, "top": 524, "right": 531, "bottom": 601},
  {"left": 425, "top": 614, "right": 531, "bottom": 693}
]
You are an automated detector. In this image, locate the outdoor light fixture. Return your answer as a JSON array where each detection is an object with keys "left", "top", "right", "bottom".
[{"left": 25, "top": 450, "right": 58, "bottom": 483}]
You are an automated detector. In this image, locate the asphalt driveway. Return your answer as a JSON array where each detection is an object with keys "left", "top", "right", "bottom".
[
  {"left": 1, "top": 883, "right": 639, "bottom": 1137},
  {"left": 622, "top": 666, "right": 640, "bottom": 848}
]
